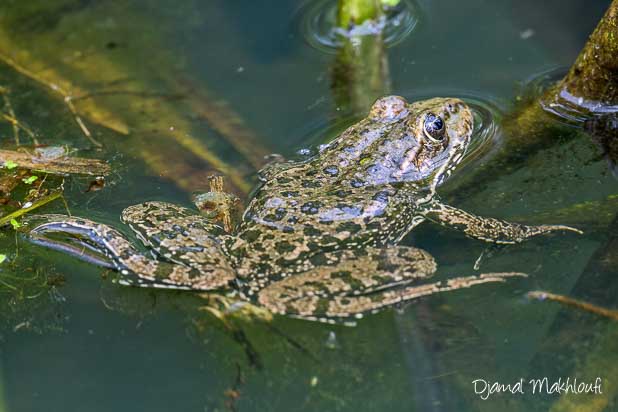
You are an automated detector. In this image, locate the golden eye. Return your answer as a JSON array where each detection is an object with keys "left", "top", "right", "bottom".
[{"left": 423, "top": 113, "right": 445, "bottom": 142}]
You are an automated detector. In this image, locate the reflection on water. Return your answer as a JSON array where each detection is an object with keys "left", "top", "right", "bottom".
[{"left": 0, "top": 0, "right": 616, "bottom": 411}]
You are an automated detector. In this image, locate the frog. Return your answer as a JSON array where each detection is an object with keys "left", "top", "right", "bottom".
[{"left": 20, "top": 96, "right": 581, "bottom": 322}]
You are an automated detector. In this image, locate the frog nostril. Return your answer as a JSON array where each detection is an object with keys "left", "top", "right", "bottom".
[{"left": 446, "top": 103, "right": 459, "bottom": 114}]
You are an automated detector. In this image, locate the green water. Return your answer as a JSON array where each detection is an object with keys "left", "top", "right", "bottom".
[{"left": 0, "top": 0, "right": 616, "bottom": 411}]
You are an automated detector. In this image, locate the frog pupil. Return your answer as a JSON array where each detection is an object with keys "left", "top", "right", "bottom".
[{"left": 424, "top": 113, "right": 444, "bottom": 140}]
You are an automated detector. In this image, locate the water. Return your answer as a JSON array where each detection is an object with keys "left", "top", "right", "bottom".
[{"left": 0, "top": 0, "right": 616, "bottom": 411}]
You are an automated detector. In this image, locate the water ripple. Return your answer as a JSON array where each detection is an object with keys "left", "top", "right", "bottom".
[{"left": 295, "top": 0, "right": 420, "bottom": 53}]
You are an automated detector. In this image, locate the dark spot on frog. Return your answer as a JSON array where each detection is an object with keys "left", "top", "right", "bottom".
[
  {"left": 319, "top": 235, "right": 340, "bottom": 246},
  {"left": 302, "top": 180, "right": 322, "bottom": 188},
  {"left": 303, "top": 226, "right": 322, "bottom": 236},
  {"left": 323, "top": 165, "right": 339, "bottom": 176},
  {"left": 240, "top": 230, "right": 260, "bottom": 242},
  {"left": 275, "top": 257, "right": 291, "bottom": 268},
  {"left": 329, "top": 270, "right": 352, "bottom": 279},
  {"left": 306, "top": 241, "right": 322, "bottom": 252},
  {"left": 350, "top": 179, "right": 365, "bottom": 188},
  {"left": 339, "top": 298, "right": 352, "bottom": 306},
  {"left": 262, "top": 214, "right": 278, "bottom": 223},
  {"left": 301, "top": 201, "right": 322, "bottom": 214},
  {"left": 252, "top": 243, "right": 265, "bottom": 252},
  {"left": 372, "top": 191, "right": 391, "bottom": 203},
  {"left": 376, "top": 260, "right": 399, "bottom": 273},
  {"left": 277, "top": 177, "right": 292, "bottom": 184},
  {"left": 364, "top": 221, "right": 383, "bottom": 231},
  {"left": 287, "top": 216, "right": 299, "bottom": 224},
  {"left": 148, "top": 234, "right": 163, "bottom": 245},
  {"left": 263, "top": 207, "right": 287, "bottom": 222},
  {"left": 337, "top": 221, "right": 362, "bottom": 234},
  {"left": 280, "top": 191, "right": 298, "bottom": 198},
  {"left": 252, "top": 262, "right": 274, "bottom": 274},
  {"left": 309, "top": 253, "right": 328, "bottom": 267}
]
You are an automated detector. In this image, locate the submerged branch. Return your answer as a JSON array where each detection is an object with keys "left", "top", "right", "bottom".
[
  {"left": 528, "top": 290, "right": 618, "bottom": 321},
  {"left": 0, "top": 149, "right": 110, "bottom": 176}
]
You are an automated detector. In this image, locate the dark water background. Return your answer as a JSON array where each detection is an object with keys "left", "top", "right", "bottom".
[{"left": 0, "top": 0, "right": 615, "bottom": 411}]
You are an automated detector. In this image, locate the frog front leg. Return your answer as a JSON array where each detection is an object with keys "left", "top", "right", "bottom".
[
  {"left": 421, "top": 201, "right": 582, "bottom": 244},
  {"left": 256, "top": 246, "right": 525, "bottom": 321}
]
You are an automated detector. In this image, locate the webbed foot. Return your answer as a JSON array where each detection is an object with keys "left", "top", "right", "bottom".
[
  {"left": 423, "top": 201, "right": 582, "bottom": 244},
  {"left": 19, "top": 214, "right": 235, "bottom": 290}
]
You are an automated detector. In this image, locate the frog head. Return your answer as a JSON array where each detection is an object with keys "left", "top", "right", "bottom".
[{"left": 320, "top": 96, "right": 474, "bottom": 192}]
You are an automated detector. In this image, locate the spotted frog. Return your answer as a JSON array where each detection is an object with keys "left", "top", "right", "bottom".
[{"left": 22, "top": 96, "right": 580, "bottom": 321}]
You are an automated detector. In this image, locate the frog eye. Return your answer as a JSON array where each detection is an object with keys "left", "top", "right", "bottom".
[{"left": 423, "top": 113, "right": 445, "bottom": 142}]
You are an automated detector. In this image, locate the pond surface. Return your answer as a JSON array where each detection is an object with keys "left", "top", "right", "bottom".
[{"left": 0, "top": 0, "right": 616, "bottom": 411}]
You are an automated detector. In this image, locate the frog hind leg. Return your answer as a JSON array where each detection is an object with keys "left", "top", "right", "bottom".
[
  {"left": 21, "top": 214, "right": 235, "bottom": 290},
  {"left": 121, "top": 201, "right": 238, "bottom": 271},
  {"left": 422, "top": 201, "right": 582, "bottom": 244},
  {"left": 256, "top": 246, "right": 525, "bottom": 322}
]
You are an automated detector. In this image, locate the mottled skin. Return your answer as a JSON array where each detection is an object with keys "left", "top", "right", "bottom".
[{"left": 21, "top": 96, "right": 581, "bottom": 322}]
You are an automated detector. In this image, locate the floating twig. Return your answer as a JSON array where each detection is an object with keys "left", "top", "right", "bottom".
[{"left": 528, "top": 290, "right": 618, "bottom": 321}]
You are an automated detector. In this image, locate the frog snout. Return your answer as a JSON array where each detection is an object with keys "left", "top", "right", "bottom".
[{"left": 444, "top": 99, "right": 467, "bottom": 115}]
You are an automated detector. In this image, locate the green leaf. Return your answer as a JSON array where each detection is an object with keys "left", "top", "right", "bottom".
[
  {"left": 3, "top": 160, "right": 17, "bottom": 170},
  {"left": 9, "top": 219, "right": 20, "bottom": 229},
  {"left": 0, "top": 254, "right": 6, "bottom": 264},
  {"left": 22, "top": 175, "right": 38, "bottom": 184}
]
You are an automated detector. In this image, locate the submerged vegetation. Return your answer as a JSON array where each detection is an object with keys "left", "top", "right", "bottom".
[{"left": 0, "top": 1, "right": 267, "bottom": 195}]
